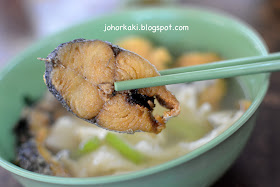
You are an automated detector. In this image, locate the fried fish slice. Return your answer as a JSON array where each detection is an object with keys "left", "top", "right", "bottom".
[{"left": 42, "top": 38, "right": 180, "bottom": 134}]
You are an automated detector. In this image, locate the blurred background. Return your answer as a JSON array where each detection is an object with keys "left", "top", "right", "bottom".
[{"left": 1, "top": 0, "right": 280, "bottom": 186}]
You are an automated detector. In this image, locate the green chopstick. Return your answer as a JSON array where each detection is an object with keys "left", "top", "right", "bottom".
[
  {"left": 114, "top": 53, "right": 280, "bottom": 91},
  {"left": 159, "top": 52, "right": 280, "bottom": 75}
]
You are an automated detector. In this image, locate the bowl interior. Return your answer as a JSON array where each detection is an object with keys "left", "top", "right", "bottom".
[{"left": 0, "top": 7, "right": 268, "bottom": 183}]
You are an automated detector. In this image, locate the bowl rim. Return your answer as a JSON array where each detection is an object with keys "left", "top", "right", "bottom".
[{"left": 0, "top": 6, "right": 269, "bottom": 184}]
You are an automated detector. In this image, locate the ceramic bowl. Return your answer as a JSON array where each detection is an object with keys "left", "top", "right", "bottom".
[{"left": 0, "top": 7, "right": 269, "bottom": 187}]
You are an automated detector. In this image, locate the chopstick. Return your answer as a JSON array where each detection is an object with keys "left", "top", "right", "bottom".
[
  {"left": 159, "top": 52, "right": 280, "bottom": 75},
  {"left": 114, "top": 53, "right": 280, "bottom": 91}
]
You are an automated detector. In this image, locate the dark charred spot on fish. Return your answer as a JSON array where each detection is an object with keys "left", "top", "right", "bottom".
[
  {"left": 126, "top": 90, "right": 155, "bottom": 110},
  {"left": 111, "top": 45, "right": 122, "bottom": 56}
]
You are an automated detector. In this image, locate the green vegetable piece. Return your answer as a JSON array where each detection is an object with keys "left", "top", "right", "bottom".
[
  {"left": 79, "top": 136, "right": 101, "bottom": 155},
  {"left": 105, "top": 133, "right": 145, "bottom": 164}
]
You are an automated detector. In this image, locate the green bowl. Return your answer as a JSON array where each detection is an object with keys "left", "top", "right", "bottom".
[{"left": 0, "top": 7, "right": 269, "bottom": 187}]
